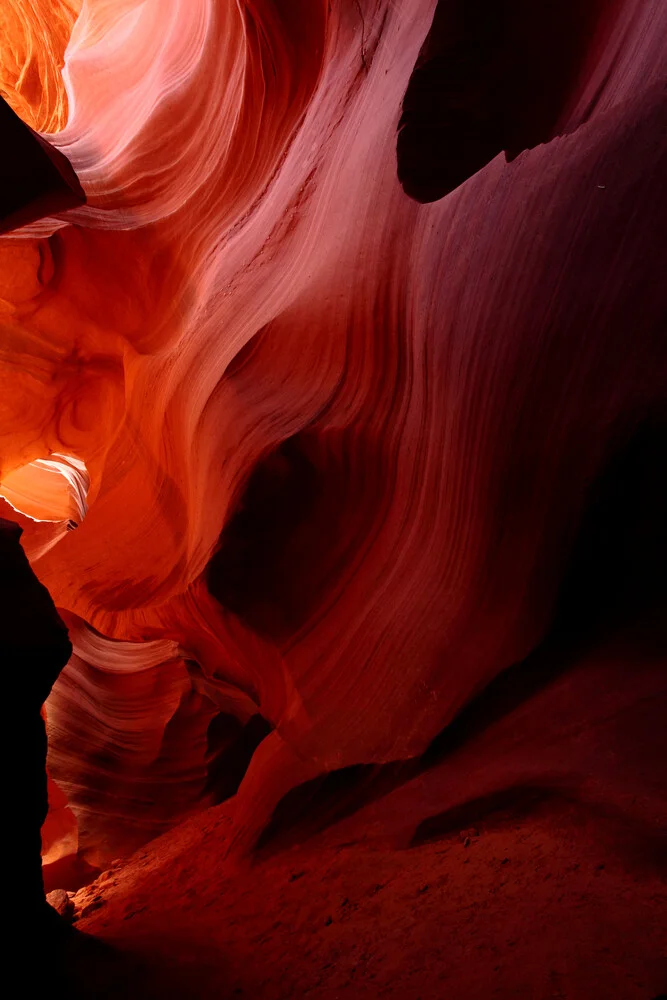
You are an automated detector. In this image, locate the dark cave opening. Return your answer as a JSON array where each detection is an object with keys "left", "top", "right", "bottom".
[{"left": 397, "top": 0, "right": 623, "bottom": 202}]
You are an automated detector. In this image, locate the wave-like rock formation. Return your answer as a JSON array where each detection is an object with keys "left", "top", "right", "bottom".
[{"left": 0, "top": 0, "right": 665, "bottom": 871}]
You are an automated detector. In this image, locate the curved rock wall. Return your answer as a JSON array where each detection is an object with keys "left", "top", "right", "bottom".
[{"left": 0, "top": 0, "right": 665, "bottom": 866}]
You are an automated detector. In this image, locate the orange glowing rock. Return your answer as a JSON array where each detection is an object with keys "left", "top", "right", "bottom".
[{"left": 0, "top": 0, "right": 79, "bottom": 133}]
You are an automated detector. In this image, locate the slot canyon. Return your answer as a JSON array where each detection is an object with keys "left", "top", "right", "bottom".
[{"left": 1, "top": 0, "right": 666, "bottom": 996}]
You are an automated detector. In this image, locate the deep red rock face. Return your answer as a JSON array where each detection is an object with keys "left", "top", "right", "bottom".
[{"left": 0, "top": 0, "right": 665, "bottom": 873}]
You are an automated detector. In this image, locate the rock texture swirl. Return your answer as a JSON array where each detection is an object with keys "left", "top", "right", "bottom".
[{"left": 0, "top": 0, "right": 665, "bottom": 870}]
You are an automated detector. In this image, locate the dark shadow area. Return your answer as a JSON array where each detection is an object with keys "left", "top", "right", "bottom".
[
  {"left": 397, "top": 0, "right": 623, "bottom": 201},
  {"left": 255, "top": 761, "right": 413, "bottom": 854},
  {"left": 55, "top": 928, "right": 254, "bottom": 1000},
  {"left": 206, "top": 427, "right": 390, "bottom": 640},
  {"left": 2, "top": 519, "right": 73, "bottom": 933},
  {"left": 411, "top": 781, "right": 563, "bottom": 847},
  {"left": 0, "top": 94, "right": 84, "bottom": 233},
  {"left": 206, "top": 434, "right": 324, "bottom": 638},
  {"left": 568, "top": 798, "right": 667, "bottom": 875},
  {"left": 206, "top": 712, "right": 272, "bottom": 805},
  {"left": 46, "top": 931, "right": 172, "bottom": 1000},
  {"left": 411, "top": 781, "right": 667, "bottom": 876},
  {"left": 552, "top": 415, "right": 667, "bottom": 644}
]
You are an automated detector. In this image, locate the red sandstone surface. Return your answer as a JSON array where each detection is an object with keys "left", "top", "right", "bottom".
[
  {"left": 64, "top": 619, "right": 666, "bottom": 998},
  {"left": 0, "top": 1, "right": 665, "bottom": 995}
]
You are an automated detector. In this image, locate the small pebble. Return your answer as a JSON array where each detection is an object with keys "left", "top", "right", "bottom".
[{"left": 46, "top": 889, "right": 75, "bottom": 922}]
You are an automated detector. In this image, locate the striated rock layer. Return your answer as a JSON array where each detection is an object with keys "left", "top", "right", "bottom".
[{"left": 0, "top": 0, "right": 665, "bottom": 870}]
